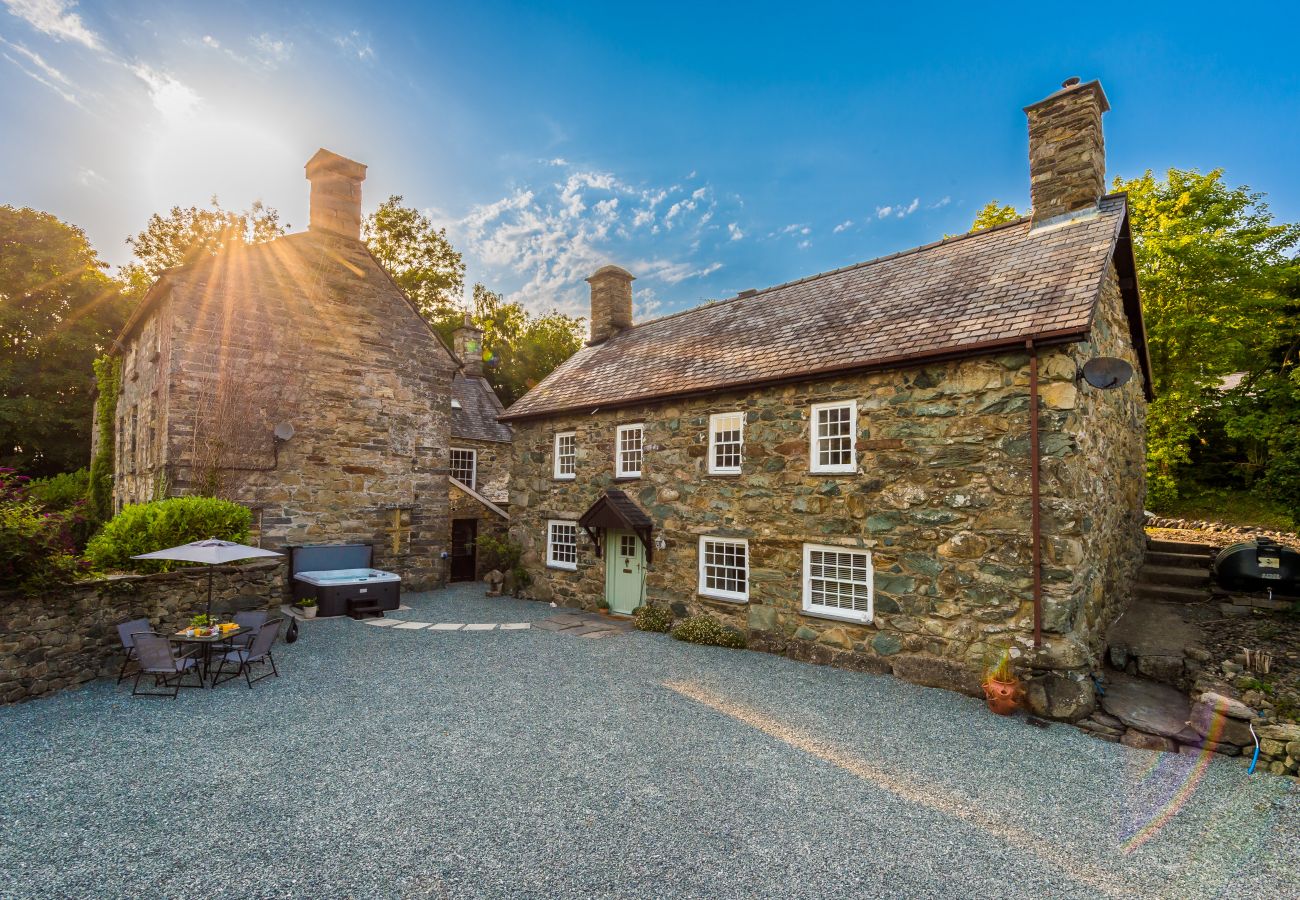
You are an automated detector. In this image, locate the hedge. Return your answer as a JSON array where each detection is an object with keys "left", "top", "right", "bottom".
[{"left": 85, "top": 496, "right": 252, "bottom": 573}]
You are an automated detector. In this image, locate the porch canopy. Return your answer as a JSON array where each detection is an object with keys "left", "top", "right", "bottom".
[{"left": 578, "top": 489, "right": 654, "bottom": 565}]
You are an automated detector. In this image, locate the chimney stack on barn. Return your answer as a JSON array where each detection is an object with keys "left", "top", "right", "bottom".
[
  {"left": 305, "top": 149, "right": 367, "bottom": 240},
  {"left": 454, "top": 312, "right": 485, "bottom": 378},
  {"left": 1024, "top": 78, "right": 1109, "bottom": 229},
  {"left": 586, "top": 265, "right": 635, "bottom": 344}
]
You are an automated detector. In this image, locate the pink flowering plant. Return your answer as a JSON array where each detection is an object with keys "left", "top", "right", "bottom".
[{"left": 0, "top": 468, "right": 89, "bottom": 594}]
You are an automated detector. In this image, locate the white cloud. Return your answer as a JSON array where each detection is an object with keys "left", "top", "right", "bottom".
[
  {"left": 545, "top": 157, "right": 568, "bottom": 167},
  {"left": 727, "top": 222, "right": 744, "bottom": 241},
  {"left": 250, "top": 33, "right": 292, "bottom": 66},
  {"left": 452, "top": 167, "right": 735, "bottom": 313},
  {"left": 833, "top": 219, "right": 854, "bottom": 233},
  {"left": 334, "top": 30, "right": 374, "bottom": 61},
  {"left": 875, "top": 205, "right": 893, "bottom": 219},
  {"left": 202, "top": 35, "right": 220, "bottom": 49},
  {"left": 131, "top": 63, "right": 201, "bottom": 119},
  {"left": 76, "top": 166, "right": 104, "bottom": 186},
  {"left": 1, "top": 36, "right": 79, "bottom": 104},
  {"left": 902, "top": 197, "right": 919, "bottom": 216},
  {"left": 2, "top": 0, "right": 101, "bottom": 50},
  {"left": 797, "top": 240, "right": 811, "bottom": 250},
  {"left": 877, "top": 197, "right": 922, "bottom": 219},
  {"left": 929, "top": 196, "right": 951, "bottom": 209}
]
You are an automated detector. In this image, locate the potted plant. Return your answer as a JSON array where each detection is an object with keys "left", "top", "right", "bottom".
[
  {"left": 296, "top": 597, "right": 318, "bottom": 620},
  {"left": 982, "top": 650, "right": 1023, "bottom": 716},
  {"left": 596, "top": 598, "right": 611, "bottom": 616},
  {"left": 189, "top": 613, "right": 213, "bottom": 637}
]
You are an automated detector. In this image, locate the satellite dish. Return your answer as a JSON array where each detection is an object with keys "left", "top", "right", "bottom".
[
  {"left": 273, "top": 422, "right": 296, "bottom": 441},
  {"left": 1081, "top": 357, "right": 1134, "bottom": 390}
]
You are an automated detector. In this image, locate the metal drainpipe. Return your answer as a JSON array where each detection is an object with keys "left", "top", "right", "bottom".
[{"left": 1027, "top": 339, "right": 1043, "bottom": 648}]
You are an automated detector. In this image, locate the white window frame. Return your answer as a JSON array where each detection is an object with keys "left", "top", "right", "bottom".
[
  {"left": 707, "top": 412, "right": 744, "bottom": 475},
  {"left": 546, "top": 520, "right": 578, "bottom": 571},
  {"left": 615, "top": 423, "right": 644, "bottom": 478},
  {"left": 450, "top": 447, "right": 477, "bottom": 490},
  {"left": 802, "top": 543, "right": 874, "bottom": 624},
  {"left": 809, "top": 400, "right": 858, "bottom": 474},
  {"left": 553, "top": 431, "right": 576, "bottom": 480},
  {"left": 697, "top": 536, "right": 749, "bottom": 603}
]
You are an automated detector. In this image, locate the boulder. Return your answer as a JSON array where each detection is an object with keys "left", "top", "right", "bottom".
[
  {"left": 1101, "top": 677, "right": 1193, "bottom": 740},
  {"left": 1025, "top": 672, "right": 1097, "bottom": 721},
  {"left": 1188, "top": 701, "right": 1254, "bottom": 747},
  {"left": 1121, "top": 729, "right": 1177, "bottom": 753},
  {"left": 889, "top": 654, "right": 982, "bottom": 698},
  {"left": 1197, "top": 690, "right": 1256, "bottom": 721},
  {"left": 1257, "top": 723, "right": 1300, "bottom": 743}
]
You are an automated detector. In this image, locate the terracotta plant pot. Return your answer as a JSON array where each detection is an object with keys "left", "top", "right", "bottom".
[{"left": 982, "top": 676, "right": 1023, "bottom": 716}]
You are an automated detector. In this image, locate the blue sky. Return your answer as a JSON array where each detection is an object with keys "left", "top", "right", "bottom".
[{"left": 2, "top": 1, "right": 1298, "bottom": 319}]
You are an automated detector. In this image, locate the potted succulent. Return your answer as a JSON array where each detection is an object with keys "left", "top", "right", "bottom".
[
  {"left": 982, "top": 650, "right": 1023, "bottom": 716},
  {"left": 296, "top": 596, "right": 318, "bottom": 619},
  {"left": 596, "top": 598, "right": 611, "bottom": 616}
]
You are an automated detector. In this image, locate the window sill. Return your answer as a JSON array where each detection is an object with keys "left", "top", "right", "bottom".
[
  {"left": 613, "top": 475, "right": 641, "bottom": 482},
  {"left": 800, "top": 606, "right": 872, "bottom": 625},
  {"left": 706, "top": 471, "right": 742, "bottom": 478},
  {"left": 698, "top": 591, "right": 748, "bottom": 605},
  {"left": 809, "top": 469, "right": 859, "bottom": 476},
  {"left": 546, "top": 562, "right": 577, "bottom": 572},
  {"left": 553, "top": 475, "right": 576, "bottom": 482}
]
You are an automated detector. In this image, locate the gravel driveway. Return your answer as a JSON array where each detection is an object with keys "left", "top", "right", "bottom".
[{"left": 2, "top": 584, "right": 1296, "bottom": 899}]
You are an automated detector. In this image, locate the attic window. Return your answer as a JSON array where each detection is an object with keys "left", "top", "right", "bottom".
[{"left": 451, "top": 399, "right": 462, "bottom": 409}]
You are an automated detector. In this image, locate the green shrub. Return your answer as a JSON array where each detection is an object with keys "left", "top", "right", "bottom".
[
  {"left": 0, "top": 468, "right": 88, "bottom": 593},
  {"left": 633, "top": 603, "right": 674, "bottom": 633},
  {"left": 475, "top": 533, "right": 532, "bottom": 595},
  {"left": 27, "top": 469, "right": 90, "bottom": 510},
  {"left": 88, "top": 356, "right": 120, "bottom": 523},
  {"left": 670, "top": 614, "right": 747, "bottom": 649},
  {"left": 85, "top": 496, "right": 252, "bottom": 573}
]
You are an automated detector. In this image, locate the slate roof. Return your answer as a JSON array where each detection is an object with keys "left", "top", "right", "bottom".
[
  {"left": 502, "top": 195, "right": 1145, "bottom": 421},
  {"left": 451, "top": 374, "right": 512, "bottom": 443}
]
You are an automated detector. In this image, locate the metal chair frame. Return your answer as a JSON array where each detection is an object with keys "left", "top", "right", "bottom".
[
  {"left": 130, "top": 632, "right": 205, "bottom": 699},
  {"left": 212, "top": 618, "right": 282, "bottom": 688},
  {"left": 115, "top": 618, "right": 152, "bottom": 685}
]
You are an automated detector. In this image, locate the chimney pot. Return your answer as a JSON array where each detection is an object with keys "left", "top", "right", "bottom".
[
  {"left": 305, "top": 148, "right": 367, "bottom": 240},
  {"left": 1024, "top": 79, "right": 1110, "bottom": 228},
  {"left": 586, "top": 265, "right": 635, "bottom": 344},
  {"left": 1062, "top": 76, "right": 1081, "bottom": 87},
  {"left": 453, "top": 312, "right": 485, "bottom": 378}
]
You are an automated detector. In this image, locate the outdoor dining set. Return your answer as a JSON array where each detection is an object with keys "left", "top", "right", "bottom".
[{"left": 113, "top": 537, "right": 289, "bottom": 698}]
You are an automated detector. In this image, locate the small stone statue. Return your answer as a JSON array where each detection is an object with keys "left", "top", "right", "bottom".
[{"left": 483, "top": 569, "right": 505, "bottom": 597}]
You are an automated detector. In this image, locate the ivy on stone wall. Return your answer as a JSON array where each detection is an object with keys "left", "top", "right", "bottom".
[{"left": 88, "top": 355, "right": 120, "bottom": 522}]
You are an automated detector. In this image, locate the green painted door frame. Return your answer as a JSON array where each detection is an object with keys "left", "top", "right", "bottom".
[{"left": 604, "top": 529, "right": 645, "bottom": 615}]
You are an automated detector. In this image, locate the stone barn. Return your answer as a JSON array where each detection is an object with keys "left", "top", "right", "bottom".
[
  {"left": 500, "top": 79, "right": 1153, "bottom": 720},
  {"left": 100, "top": 150, "right": 458, "bottom": 587}
]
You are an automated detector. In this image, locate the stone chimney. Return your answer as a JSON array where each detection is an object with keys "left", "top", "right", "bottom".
[
  {"left": 1024, "top": 78, "right": 1110, "bottom": 228},
  {"left": 586, "top": 265, "right": 634, "bottom": 344},
  {"left": 453, "top": 312, "right": 484, "bottom": 378},
  {"left": 304, "top": 148, "right": 367, "bottom": 240}
]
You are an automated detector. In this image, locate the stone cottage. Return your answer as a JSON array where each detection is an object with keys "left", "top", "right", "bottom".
[
  {"left": 447, "top": 314, "right": 513, "bottom": 581},
  {"left": 99, "top": 150, "right": 459, "bottom": 588},
  {"left": 500, "top": 79, "right": 1153, "bottom": 720}
]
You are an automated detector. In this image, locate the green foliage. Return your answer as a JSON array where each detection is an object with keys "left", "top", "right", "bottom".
[
  {"left": 670, "top": 614, "right": 747, "bottom": 649},
  {"left": 85, "top": 496, "right": 251, "bottom": 573},
  {"left": 1115, "top": 169, "right": 1300, "bottom": 503},
  {"left": 0, "top": 468, "right": 87, "bottom": 593},
  {"left": 633, "top": 603, "right": 674, "bottom": 633},
  {"left": 120, "top": 197, "right": 285, "bottom": 297},
  {"left": 364, "top": 195, "right": 465, "bottom": 322},
  {"left": 596, "top": 597, "right": 610, "bottom": 610},
  {"left": 27, "top": 469, "right": 90, "bottom": 510},
  {"left": 88, "top": 356, "right": 120, "bottom": 523},
  {"left": 1150, "top": 485, "right": 1294, "bottom": 533},
  {"left": 190, "top": 613, "right": 212, "bottom": 628},
  {"left": 475, "top": 533, "right": 523, "bottom": 573},
  {"left": 296, "top": 596, "right": 317, "bottom": 608},
  {"left": 0, "top": 206, "right": 128, "bottom": 477},
  {"left": 970, "top": 201, "right": 1023, "bottom": 231}
]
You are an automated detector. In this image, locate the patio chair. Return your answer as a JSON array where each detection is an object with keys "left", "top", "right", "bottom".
[
  {"left": 131, "top": 632, "right": 204, "bottom": 699},
  {"left": 212, "top": 618, "right": 282, "bottom": 688},
  {"left": 115, "top": 617, "right": 152, "bottom": 685},
  {"left": 213, "top": 610, "right": 269, "bottom": 652}
]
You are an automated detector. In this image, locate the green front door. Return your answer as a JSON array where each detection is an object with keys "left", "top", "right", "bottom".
[{"left": 605, "top": 529, "right": 645, "bottom": 615}]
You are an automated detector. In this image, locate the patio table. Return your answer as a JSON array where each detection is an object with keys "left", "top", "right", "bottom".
[{"left": 169, "top": 626, "right": 249, "bottom": 684}]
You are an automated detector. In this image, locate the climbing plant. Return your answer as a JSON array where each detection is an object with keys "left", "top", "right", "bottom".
[{"left": 87, "top": 355, "right": 120, "bottom": 523}]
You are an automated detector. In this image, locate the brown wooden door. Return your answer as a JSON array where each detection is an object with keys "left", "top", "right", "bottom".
[{"left": 450, "top": 519, "right": 478, "bottom": 582}]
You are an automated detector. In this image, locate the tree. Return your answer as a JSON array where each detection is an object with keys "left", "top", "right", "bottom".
[
  {"left": 456, "top": 284, "right": 585, "bottom": 406},
  {"left": 970, "top": 201, "right": 1023, "bottom": 231},
  {"left": 364, "top": 195, "right": 465, "bottom": 321},
  {"left": 0, "top": 206, "right": 127, "bottom": 477},
  {"left": 120, "top": 197, "right": 285, "bottom": 297},
  {"left": 1115, "top": 168, "right": 1300, "bottom": 503}
]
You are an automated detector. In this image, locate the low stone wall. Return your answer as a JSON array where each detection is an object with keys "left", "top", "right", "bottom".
[{"left": 0, "top": 559, "right": 285, "bottom": 704}]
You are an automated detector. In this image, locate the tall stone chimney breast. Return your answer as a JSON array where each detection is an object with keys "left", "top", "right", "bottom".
[
  {"left": 586, "top": 265, "right": 635, "bottom": 344},
  {"left": 1024, "top": 79, "right": 1109, "bottom": 228},
  {"left": 305, "top": 148, "right": 367, "bottom": 240},
  {"left": 453, "top": 312, "right": 485, "bottom": 378}
]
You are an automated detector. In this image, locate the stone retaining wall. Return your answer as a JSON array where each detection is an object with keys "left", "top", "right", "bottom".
[{"left": 0, "top": 559, "right": 284, "bottom": 704}]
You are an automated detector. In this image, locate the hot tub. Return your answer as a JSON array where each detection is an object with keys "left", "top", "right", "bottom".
[{"left": 294, "top": 568, "right": 401, "bottom": 618}]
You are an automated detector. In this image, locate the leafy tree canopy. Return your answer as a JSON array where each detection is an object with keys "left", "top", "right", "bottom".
[
  {"left": 970, "top": 201, "right": 1023, "bottom": 231},
  {"left": 1115, "top": 168, "right": 1300, "bottom": 503},
  {"left": 364, "top": 195, "right": 465, "bottom": 321},
  {"left": 0, "top": 206, "right": 127, "bottom": 476},
  {"left": 120, "top": 196, "right": 285, "bottom": 297}
]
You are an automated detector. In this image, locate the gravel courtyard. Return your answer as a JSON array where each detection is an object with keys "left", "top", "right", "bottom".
[{"left": 1, "top": 584, "right": 1296, "bottom": 899}]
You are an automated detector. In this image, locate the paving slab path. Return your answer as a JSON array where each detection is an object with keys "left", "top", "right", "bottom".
[{"left": 1, "top": 583, "right": 1297, "bottom": 899}]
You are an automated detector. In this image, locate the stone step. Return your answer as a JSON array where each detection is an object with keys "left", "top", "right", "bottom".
[
  {"left": 1136, "top": 582, "right": 1209, "bottom": 603},
  {"left": 1145, "top": 550, "right": 1213, "bottom": 570},
  {"left": 1146, "top": 538, "right": 1216, "bottom": 557},
  {"left": 1137, "top": 564, "right": 1212, "bottom": 588}
]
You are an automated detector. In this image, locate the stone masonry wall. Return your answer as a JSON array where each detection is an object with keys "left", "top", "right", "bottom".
[
  {"left": 449, "top": 483, "right": 509, "bottom": 580},
  {"left": 452, "top": 437, "right": 510, "bottom": 504},
  {"left": 509, "top": 275, "right": 1146, "bottom": 707},
  {"left": 115, "top": 232, "right": 454, "bottom": 589},
  {"left": 113, "top": 296, "right": 173, "bottom": 509},
  {"left": 0, "top": 559, "right": 284, "bottom": 704}
]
